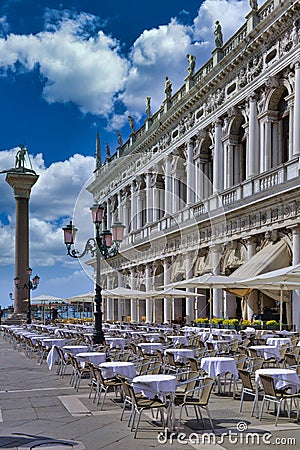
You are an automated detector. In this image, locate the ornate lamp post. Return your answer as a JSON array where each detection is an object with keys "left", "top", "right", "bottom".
[
  {"left": 14, "top": 267, "right": 40, "bottom": 324},
  {"left": 62, "top": 204, "right": 125, "bottom": 344}
]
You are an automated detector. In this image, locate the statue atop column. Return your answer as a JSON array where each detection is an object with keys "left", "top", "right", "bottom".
[
  {"left": 214, "top": 20, "right": 223, "bottom": 48},
  {"left": 186, "top": 54, "right": 196, "bottom": 77},
  {"left": 105, "top": 143, "right": 111, "bottom": 158},
  {"left": 128, "top": 115, "right": 136, "bottom": 134},
  {"left": 164, "top": 76, "right": 172, "bottom": 100},
  {"left": 249, "top": 0, "right": 258, "bottom": 10},
  {"left": 117, "top": 130, "right": 123, "bottom": 147},
  {"left": 146, "top": 96, "right": 152, "bottom": 118},
  {"left": 15, "top": 144, "right": 28, "bottom": 169}
]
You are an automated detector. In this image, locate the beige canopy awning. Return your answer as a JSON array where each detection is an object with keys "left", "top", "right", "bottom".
[{"left": 228, "top": 238, "right": 291, "bottom": 297}]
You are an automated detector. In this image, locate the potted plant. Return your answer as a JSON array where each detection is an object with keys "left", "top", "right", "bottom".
[
  {"left": 265, "top": 320, "right": 280, "bottom": 330},
  {"left": 212, "top": 318, "right": 223, "bottom": 328},
  {"left": 194, "top": 317, "right": 209, "bottom": 327}
]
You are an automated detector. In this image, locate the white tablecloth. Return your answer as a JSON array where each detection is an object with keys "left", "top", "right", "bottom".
[
  {"left": 99, "top": 361, "right": 136, "bottom": 379},
  {"left": 201, "top": 357, "right": 238, "bottom": 379},
  {"left": 266, "top": 337, "right": 291, "bottom": 348},
  {"left": 63, "top": 345, "right": 89, "bottom": 355},
  {"left": 132, "top": 374, "right": 177, "bottom": 399},
  {"left": 138, "top": 343, "right": 163, "bottom": 354},
  {"left": 250, "top": 345, "right": 281, "bottom": 361},
  {"left": 76, "top": 352, "right": 106, "bottom": 367},
  {"left": 165, "top": 348, "right": 194, "bottom": 363},
  {"left": 143, "top": 333, "right": 162, "bottom": 342},
  {"left": 104, "top": 338, "right": 125, "bottom": 349},
  {"left": 41, "top": 338, "right": 66, "bottom": 349},
  {"left": 255, "top": 368, "right": 299, "bottom": 393},
  {"left": 167, "top": 335, "right": 189, "bottom": 346}
]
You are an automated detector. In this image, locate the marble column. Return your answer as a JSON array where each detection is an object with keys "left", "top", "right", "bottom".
[
  {"left": 248, "top": 96, "right": 259, "bottom": 177},
  {"left": 292, "top": 225, "right": 300, "bottom": 330},
  {"left": 117, "top": 191, "right": 123, "bottom": 223},
  {"left": 145, "top": 263, "right": 153, "bottom": 323},
  {"left": 117, "top": 271, "right": 123, "bottom": 321},
  {"left": 130, "top": 268, "right": 137, "bottom": 322},
  {"left": 6, "top": 171, "right": 39, "bottom": 314},
  {"left": 106, "top": 277, "right": 114, "bottom": 321},
  {"left": 130, "top": 181, "right": 136, "bottom": 231},
  {"left": 211, "top": 244, "right": 223, "bottom": 317},
  {"left": 185, "top": 251, "right": 195, "bottom": 324},
  {"left": 163, "top": 156, "right": 172, "bottom": 215},
  {"left": 213, "top": 120, "right": 223, "bottom": 192},
  {"left": 163, "top": 258, "right": 172, "bottom": 324},
  {"left": 246, "top": 236, "right": 257, "bottom": 320},
  {"left": 293, "top": 62, "right": 300, "bottom": 156},
  {"left": 145, "top": 173, "right": 153, "bottom": 224},
  {"left": 185, "top": 139, "right": 195, "bottom": 205}
]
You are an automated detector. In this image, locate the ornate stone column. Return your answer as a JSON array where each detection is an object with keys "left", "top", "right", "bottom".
[
  {"left": 145, "top": 173, "right": 153, "bottom": 224},
  {"left": 6, "top": 171, "right": 39, "bottom": 314},
  {"left": 185, "top": 139, "right": 195, "bottom": 205},
  {"left": 248, "top": 96, "right": 259, "bottom": 177},
  {"left": 163, "top": 155, "right": 172, "bottom": 215},
  {"left": 163, "top": 257, "right": 172, "bottom": 323},
  {"left": 211, "top": 244, "right": 223, "bottom": 317},
  {"left": 130, "top": 181, "right": 136, "bottom": 232},
  {"left": 291, "top": 225, "right": 300, "bottom": 329},
  {"left": 213, "top": 120, "right": 223, "bottom": 192},
  {"left": 117, "top": 271, "right": 123, "bottom": 322},
  {"left": 185, "top": 251, "right": 195, "bottom": 324},
  {"left": 130, "top": 267, "right": 137, "bottom": 322},
  {"left": 145, "top": 263, "right": 153, "bottom": 323},
  {"left": 293, "top": 62, "right": 300, "bottom": 156}
]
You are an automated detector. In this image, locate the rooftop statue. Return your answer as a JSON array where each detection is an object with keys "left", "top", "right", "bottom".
[
  {"left": 186, "top": 54, "right": 196, "bottom": 76},
  {"left": 214, "top": 20, "right": 223, "bottom": 48},
  {"left": 164, "top": 76, "right": 172, "bottom": 100},
  {"left": 146, "top": 96, "right": 152, "bottom": 118},
  {"left": 128, "top": 115, "right": 136, "bottom": 134},
  {"left": 249, "top": 0, "right": 258, "bottom": 10},
  {"left": 117, "top": 130, "right": 123, "bottom": 146}
]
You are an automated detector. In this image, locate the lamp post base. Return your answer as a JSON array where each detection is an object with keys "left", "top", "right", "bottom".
[{"left": 92, "top": 330, "right": 105, "bottom": 345}]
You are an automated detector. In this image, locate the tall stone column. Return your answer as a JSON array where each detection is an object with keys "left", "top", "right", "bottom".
[
  {"left": 130, "top": 267, "right": 137, "bottom": 322},
  {"left": 293, "top": 62, "right": 300, "bottom": 156},
  {"left": 185, "top": 139, "right": 195, "bottom": 205},
  {"left": 145, "top": 173, "right": 153, "bottom": 224},
  {"left": 117, "top": 271, "right": 123, "bottom": 321},
  {"left": 211, "top": 244, "right": 222, "bottom": 317},
  {"left": 163, "top": 156, "right": 172, "bottom": 215},
  {"left": 6, "top": 171, "right": 39, "bottom": 314},
  {"left": 185, "top": 251, "right": 195, "bottom": 324},
  {"left": 130, "top": 181, "right": 136, "bottom": 231},
  {"left": 213, "top": 120, "right": 223, "bottom": 192},
  {"left": 248, "top": 96, "right": 259, "bottom": 177},
  {"left": 145, "top": 263, "right": 153, "bottom": 323},
  {"left": 163, "top": 258, "right": 172, "bottom": 324},
  {"left": 291, "top": 225, "right": 300, "bottom": 330},
  {"left": 106, "top": 277, "right": 114, "bottom": 321}
]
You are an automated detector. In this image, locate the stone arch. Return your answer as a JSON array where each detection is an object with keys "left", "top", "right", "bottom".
[
  {"left": 267, "top": 86, "right": 290, "bottom": 165},
  {"left": 227, "top": 114, "right": 247, "bottom": 185}
]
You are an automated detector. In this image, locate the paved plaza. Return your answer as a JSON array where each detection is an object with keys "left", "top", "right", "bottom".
[{"left": 0, "top": 334, "right": 299, "bottom": 450}]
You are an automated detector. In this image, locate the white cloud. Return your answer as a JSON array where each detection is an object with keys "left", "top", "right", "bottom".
[
  {"left": 0, "top": 13, "right": 129, "bottom": 116},
  {"left": 0, "top": 1, "right": 260, "bottom": 127}
]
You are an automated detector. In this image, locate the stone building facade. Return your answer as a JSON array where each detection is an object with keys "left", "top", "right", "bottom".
[{"left": 87, "top": 0, "right": 300, "bottom": 328}]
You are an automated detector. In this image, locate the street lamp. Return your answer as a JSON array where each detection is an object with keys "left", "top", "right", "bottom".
[
  {"left": 14, "top": 267, "right": 40, "bottom": 324},
  {"left": 62, "top": 204, "right": 125, "bottom": 344}
]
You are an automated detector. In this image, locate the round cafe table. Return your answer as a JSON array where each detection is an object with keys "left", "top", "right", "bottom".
[
  {"left": 164, "top": 348, "right": 194, "bottom": 363},
  {"left": 265, "top": 337, "right": 291, "bottom": 348},
  {"left": 99, "top": 361, "right": 136, "bottom": 380},
  {"left": 76, "top": 352, "right": 106, "bottom": 368}
]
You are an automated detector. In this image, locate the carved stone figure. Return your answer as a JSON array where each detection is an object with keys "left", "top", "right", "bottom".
[
  {"left": 164, "top": 76, "right": 172, "bottom": 100},
  {"left": 105, "top": 143, "right": 111, "bottom": 158},
  {"left": 128, "top": 115, "right": 136, "bottom": 134},
  {"left": 249, "top": 0, "right": 258, "bottom": 10},
  {"left": 214, "top": 21, "right": 223, "bottom": 48},
  {"left": 186, "top": 54, "right": 196, "bottom": 76},
  {"left": 146, "top": 96, "right": 151, "bottom": 118},
  {"left": 117, "top": 130, "right": 123, "bottom": 146}
]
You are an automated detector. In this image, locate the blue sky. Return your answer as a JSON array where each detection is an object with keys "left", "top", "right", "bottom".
[{"left": 0, "top": 0, "right": 259, "bottom": 307}]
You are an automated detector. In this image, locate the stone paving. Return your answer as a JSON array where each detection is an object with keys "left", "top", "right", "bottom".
[{"left": 0, "top": 333, "right": 299, "bottom": 449}]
